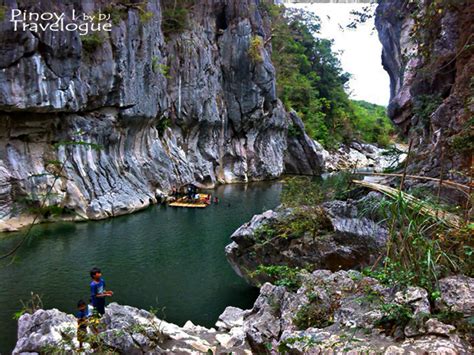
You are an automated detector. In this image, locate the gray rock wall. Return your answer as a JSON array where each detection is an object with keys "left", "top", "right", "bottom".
[
  {"left": 375, "top": 0, "right": 473, "bottom": 177},
  {"left": 0, "top": 0, "right": 322, "bottom": 224}
]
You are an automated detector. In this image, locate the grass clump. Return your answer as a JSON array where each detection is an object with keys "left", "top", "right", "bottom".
[
  {"left": 251, "top": 265, "right": 303, "bottom": 291},
  {"left": 12, "top": 292, "right": 43, "bottom": 320},
  {"left": 252, "top": 207, "right": 332, "bottom": 246},
  {"left": 362, "top": 191, "right": 473, "bottom": 298}
]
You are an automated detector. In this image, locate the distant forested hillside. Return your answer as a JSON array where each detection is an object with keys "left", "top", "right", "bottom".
[{"left": 260, "top": 2, "right": 395, "bottom": 148}]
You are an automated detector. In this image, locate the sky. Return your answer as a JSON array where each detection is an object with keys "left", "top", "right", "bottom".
[{"left": 284, "top": 3, "right": 390, "bottom": 106}]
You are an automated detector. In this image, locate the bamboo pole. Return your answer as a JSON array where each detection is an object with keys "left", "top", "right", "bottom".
[
  {"left": 352, "top": 180, "right": 464, "bottom": 229},
  {"left": 355, "top": 172, "right": 471, "bottom": 194}
]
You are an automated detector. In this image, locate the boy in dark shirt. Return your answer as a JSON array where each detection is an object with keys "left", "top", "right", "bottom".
[
  {"left": 89, "top": 267, "right": 113, "bottom": 315},
  {"left": 76, "top": 299, "right": 90, "bottom": 349}
]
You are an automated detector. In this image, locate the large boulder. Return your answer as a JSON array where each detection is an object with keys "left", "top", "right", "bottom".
[
  {"left": 436, "top": 275, "right": 474, "bottom": 316},
  {"left": 13, "top": 303, "right": 252, "bottom": 354},
  {"left": 225, "top": 199, "right": 388, "bottom": 286}
]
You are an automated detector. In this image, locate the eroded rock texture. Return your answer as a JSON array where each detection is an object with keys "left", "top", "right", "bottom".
[
  {"left": 225, "top": 197, "right": 388, "bottom": 286},
  {"left": 0, "top": 0, "right": 322, "bottom": 226},
  {"left": 14, "top": 272, "right": 474, "bottom": 354},
  {"left": 376, "top": 0, "right": 473, "bottom": 177}
]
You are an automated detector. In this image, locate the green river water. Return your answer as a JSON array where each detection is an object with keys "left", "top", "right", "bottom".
[{"left": 0, "top": 182, "right": 282, "bottom": 353}]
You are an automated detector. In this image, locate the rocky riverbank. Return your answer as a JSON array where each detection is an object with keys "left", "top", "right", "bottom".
[
  {"left": 14, "top": 271, "right": 473, "bottom": 354},
  {"left": 321, "top": 141, "right": 407, "bottom": 172}
]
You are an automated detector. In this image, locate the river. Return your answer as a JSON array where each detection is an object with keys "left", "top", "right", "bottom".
[{"left": 0, "top": 182, "right": 282, "bottom": 353}]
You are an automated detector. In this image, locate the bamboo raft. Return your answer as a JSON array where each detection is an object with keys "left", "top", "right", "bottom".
[{"left": 168, "top": 193, "right": 211, "bottom": 208}]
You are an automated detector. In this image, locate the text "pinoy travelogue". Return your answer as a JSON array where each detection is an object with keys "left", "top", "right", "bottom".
[{"left": 9, "top": 9, "right": 112, "bottom": 35}]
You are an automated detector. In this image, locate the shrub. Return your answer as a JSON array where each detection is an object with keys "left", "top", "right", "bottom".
[
  {"left": 293, "top": 293, "right": 338, "bottom": 329},
  {"left": 81, "top": 33, "right": 104, "bottom": 52},
  {"left": 161, "top": 0, "right": 193, "bottom": 38},
  {"left": 156, "top": 115, "right": 170, "bottom": 137},
  {"left": 287, "top": 124, "right": 302, "bottom": 138},
  {"left": 413, "top": 94, "right": 442, "bottom": 127},
  {"left": 252, "top": 265, "right": 303, "bottom": 291},
  {"left": 103, "top": 5, "right": 126, "bottom": 25},
  {"left": 13, "top": 292, "right": 43, "bottom": 320},
  {"left": 248, "top": 36, "right": 264, "bottom": 63},
  {"left": 375, "top": 302, "right": 414, "bottom": 333}
]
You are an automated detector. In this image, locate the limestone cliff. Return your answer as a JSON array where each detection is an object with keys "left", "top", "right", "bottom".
[
  {"left": 0, "top": 0, "right": 322, "bottom": 225},
  {"left": 376, "top": 0, "right": 473, "bottom": 178}
]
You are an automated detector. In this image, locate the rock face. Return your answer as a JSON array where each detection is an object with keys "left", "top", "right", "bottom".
[
  {"left": 284, "top": 111, "right": 325, "bottom": 175},
  {"left": 14, "top": 272, "right": 473, "bottom": 354},
  {"left": 225, "top": 198, "right": 388, "bottom": 286},
  {"left": 375, "top": 0, "right": 473, "bottom": 177},
  {"left": 0, "top": 0, "right": 322, "bottom": 228}
]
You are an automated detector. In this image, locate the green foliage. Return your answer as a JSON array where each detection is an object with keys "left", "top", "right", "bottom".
[
  {"left": 293, "top": 293, "right": 337, "bottom": 330},
  {"left": 408, "top": 0, "right": 465, "bottom": 61},
  {"left": 351, "top": 100, "right": 395, "bottom": 147},
  {"left": 156, "top": 115, "right": 171, "bottom": 137},
  {"left": 252, "top": 206, "right": 332, "bottom": 248},
  {"left": 139, "top": 10, "right": 154, "bottom": 23},
  {"left": 281, "top": 173, "right": 354, "bottom": 208},
  {"left": 435, "top": 310, "right": 473, "bottom": 339},
  {"left": 278, "top": 335, "right": 321, "bottom": 353},
  {"left": 151, "top": 56, "right": 169, "bottom": 77},
  {"left": 161, "top": 0, "right": 193, "bottom": 38},
  {"left": 450, "top": 117, "right": 474, "bottom": 153},
  {"left": 13, "top": 292, "right": 43, "bottom": 320},
  {"left": 287, "top": 124, "right": 302, "bottom": 138},
  {"left": 413, "top": 94, "right": 442, "bottom": 127},
  {"left": 375, "top": 302, "right": 414, "bottom": 330},
  {"left": 252, "top": 265, "right": 303, "bottom": 291},
  {"left": 253, "top": 223, "right": 277, "bottom": 244},
  {"left": 102, "top": 2, "right": 152, "bottom": 25},
  {"left": 281, "top": 177, "right": 323, "bottom": 207},
  {"left": 362, "top": 193, "right": 473, "bottom": 295},
  {"left": 81, "top": 33, "right": 104, "bottom": 52},
  {"left": 103, "top": 5, "right": 127, "bottom": 25},
  {"left": 248, "top": 36, "right": 264, "bottom": 63},
  {"left": 260, "top": 3, "right": 392, "bottom": 148},
  {"left": 0, "top": 5, "right": 7, "bottom": 21}
]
